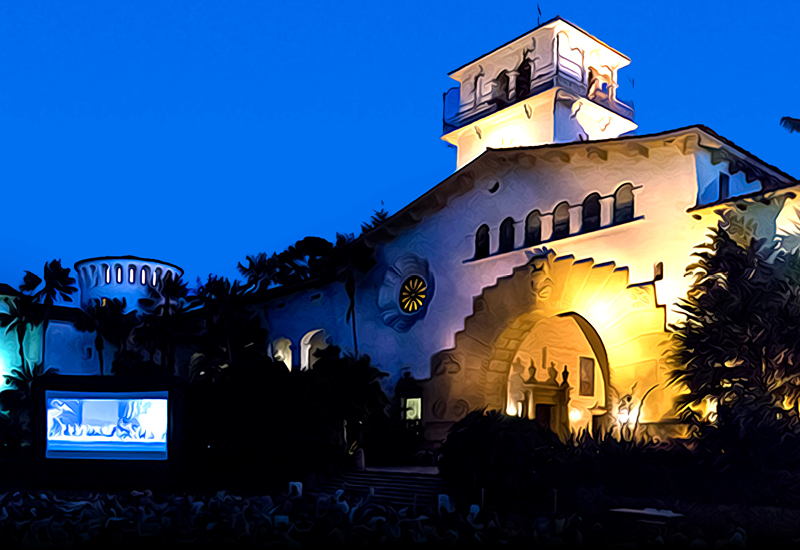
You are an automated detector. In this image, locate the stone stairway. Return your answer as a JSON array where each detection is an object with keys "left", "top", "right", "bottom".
[{"left": 318, "top": 467, "right": 442, "bottom": 511}]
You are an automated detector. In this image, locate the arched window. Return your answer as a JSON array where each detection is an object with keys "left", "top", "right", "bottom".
[
  {"left": 300, "top": 329, "right": 328, "bottom": 371},
  {"left": 525, "top": 211, "right": 542, "bottom": 247},
  {"left": 516, "top": 60, "right": 531, "bottom": 101},
  {"left": 614, "top": 183, "right": 635, "bottom": 224},
  {"left": 493, "top": 70, "right": 509, "bottom": 107},
  {"left": 475, "top": 225, "right": 490, "bottom": 259},
  {"left": 128, "top": 265, "right": 136, "bottom": 284},
  {"left": 271, "top": 338, "right": 293, "bottom": 371},
  {"left": 552, "top": 202, "right": 571, "bottom": 239},
  {"left": 141, "top": 266, "right": 150, "bottom": 286},
  {"left": 499, "top": 217, "right": 515, "bottom": 253},
  {"left": 582, "top": 193, "right": 601, "bottom": 232},
  {"left": 115, "top": 264, "right": 123, "bottom": 284}
]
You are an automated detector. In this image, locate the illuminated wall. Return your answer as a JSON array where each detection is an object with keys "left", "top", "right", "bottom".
[
  {"left": 266, "top": 126, "right": 795, "bottom": 439},
  {"left": 44, "top": 321, "right": 104, "bottom": 376}
]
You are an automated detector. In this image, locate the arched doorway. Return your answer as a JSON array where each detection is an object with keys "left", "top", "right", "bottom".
[
  {"left": 506, "top": 313, "right": 610, "bottom": 438},
  {"left": 423, "top": 250, "right": 674, "bottom": 442}
]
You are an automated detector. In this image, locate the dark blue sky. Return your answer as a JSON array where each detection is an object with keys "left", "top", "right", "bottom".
[{"left": 1, "top": 0, "right": 798, "bottom": 290}]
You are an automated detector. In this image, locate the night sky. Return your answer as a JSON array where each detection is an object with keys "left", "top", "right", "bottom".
[{"left": 1, "top": 0, "right": 798, "bottom": 291}]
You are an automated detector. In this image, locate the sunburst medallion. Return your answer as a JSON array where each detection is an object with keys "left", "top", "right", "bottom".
[{"left": 399, "top": 275, "right": 428, "bottom": 313}]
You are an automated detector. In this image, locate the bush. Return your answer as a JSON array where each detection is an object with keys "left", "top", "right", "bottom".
[
  {"left": 439, "top": 410, "right": 567, "bottom": 509},
  {"left": 182, "top": 345, "right": 390, "bottom": 488}
]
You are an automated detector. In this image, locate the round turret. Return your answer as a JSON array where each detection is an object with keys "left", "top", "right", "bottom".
[{"left": 74, "top": 256, "right": 184, "bottom": 311}]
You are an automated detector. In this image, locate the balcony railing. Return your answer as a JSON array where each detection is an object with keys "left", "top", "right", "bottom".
[{"left": 443, "top": 75, "right": 634, "bottom": 135}]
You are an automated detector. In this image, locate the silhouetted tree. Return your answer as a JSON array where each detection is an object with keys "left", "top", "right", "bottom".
[
  {"left": 0, "top": 360, "right": 51, "bottom": 450},
  {"left": 189, "top": 275, "right": 268, "bottom": 380},
  {"left": 781, "top": 116, "right": 800, "bottom": 133},
  {"left": 0, "top": 272, "right": 44, "bottom": 371},
  {"left": 137, "top": 272, "right": 193, "bottom": 375},
  {"left": 236, "top": 252, "right": 275, "bottom": 296},
  {"left": 328, "top": 234, "right": 376, "bottom": 356},
  {"left": 360, "top": 207, "right": 389, "bottom": 235},
  {"left": 74, "top": 298, "right": 132, "bottom": 376},
  {"left": 668, "top": 221, "right": 800, "bottom": 444},
  {"left": 33, "top": 260, "right": 77, "bottom": 364}
]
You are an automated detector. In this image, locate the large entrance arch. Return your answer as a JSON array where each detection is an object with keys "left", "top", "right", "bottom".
[{"left": 423, "top": 250, "right": 674, "bottom": 441}]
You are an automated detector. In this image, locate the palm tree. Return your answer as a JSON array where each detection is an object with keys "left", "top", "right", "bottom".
[
  {"left": 360, "top": 207, "right": 389, "bottom": 234},
  {"left": 33, "top": 260, "right": 77, "bottom": 366},
  {"left": 191, "top": 275, "right": 267, "bottom": 378},
  {"left": 781, "top": 117, "right": 800, "bottom": 133},
  {"left": 237, "top": 252, "right": 274, "bottom": 296},
  {"left": 328, "top": 233, "right": 376, "bottom": 356},
  {"left": 0, "top": 359, "right": 52, "bottom": 449},
  {"left": 0, "top": 272, "right": 44, "bottom": 371},
  {"left": 74, "top": 298, "right": 131, "bottom": 376},
  {"left": 136, "top": 272, "right": 194, "bottom": 375}
]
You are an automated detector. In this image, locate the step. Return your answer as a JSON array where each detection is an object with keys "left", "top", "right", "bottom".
[
  {"left": 341, "top": 472, "right": 441, "bottom": 481},
  {"left": 338, "top": 478, "right": 441, "bottom": 490}
]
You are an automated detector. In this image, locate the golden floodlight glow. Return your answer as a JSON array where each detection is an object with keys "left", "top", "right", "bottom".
[{"left": 569, "top": 408, "right": 582, "bottom": 422}]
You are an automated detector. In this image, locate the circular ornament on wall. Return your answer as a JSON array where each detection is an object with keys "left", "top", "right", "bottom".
[
  {"left": 399, "top": 275, "right": 428, "bottom": 313},
  {"left": 377, "top": 255, "right": 435, "bottom": 332}
]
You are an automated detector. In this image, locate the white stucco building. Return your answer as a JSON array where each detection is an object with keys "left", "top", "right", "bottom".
[
  {"left": 1, "top": 17, "right": 796, "bottom": 444},
  {"left": 260, "top": 17, "right": 798, "bottom": 441}
]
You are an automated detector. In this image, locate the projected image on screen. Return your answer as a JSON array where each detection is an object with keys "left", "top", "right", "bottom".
[{"left": 45, "top": 391, "right": 168, "bottom": 460}]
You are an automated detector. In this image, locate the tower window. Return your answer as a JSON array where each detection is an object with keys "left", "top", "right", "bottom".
[
  {"left": 552, "top": 202, "right": 571, "bottom": 239},
  {"left": 613, "top": 183, "right": 635, "bottom": 224},
  {"left": 141, "top": 268, "right": 147, "bottom": 285},
  {"left": 105, "top": 266, "right": 110, "bottom": 284},
  {"left": 515, "top": 60, "right": 531, "bottom": 101},
  {"left": 116, "top": 266, "right": 122, "bottom": 284},
  {"left": 525, "top": 211, "right": 542, "bottom": 247},
  {"left": 582, "top": 193, "right": 601, "bottom": 232},
  {"left": 475, "top": 225, "right": 490, "bottom": 259},
  {"left": 719, "top": 173, "right": 730, "bottom": 201},
  {"left": 499, "top": 217, "right": 515, "bottom": 253},
  {"left": 129, "top": 266, "right": 135, "bottom": 284}
]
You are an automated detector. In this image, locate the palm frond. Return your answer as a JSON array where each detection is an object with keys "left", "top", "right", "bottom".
[{"left": 781, "top": 117, "right": 800, "bottom": 133}]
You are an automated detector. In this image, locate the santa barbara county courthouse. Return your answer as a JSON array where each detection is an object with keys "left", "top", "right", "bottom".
[{"left": 2, "top": 17, "right": 798, "bottom": 444}]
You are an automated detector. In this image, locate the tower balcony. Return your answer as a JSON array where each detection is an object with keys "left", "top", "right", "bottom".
[{"left": 443, "top": 74, "right": 634, "bottom": 136}]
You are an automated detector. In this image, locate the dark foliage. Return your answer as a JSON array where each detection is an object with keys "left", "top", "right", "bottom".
[
  {"left": 185, "top": 274, "right": 268, "bottom": 381},
  {"left": 0, "top": 361, "right": 52, "bottom": 451},
  {"left": 360, "top": 207, "right": 389, "bottom": 234},
  {"left": 74, "top": 298, "right": 138, "bottom": 376},
  {"left": 135, "top": 272, "right": 194, "bottom": 376},
  {"left": 237, "top": 205, "right": 386, "bottom": 295},
  {"left": 439, "top": 410, "right": 567, "bottom": 509},
  {"left": 781, "top": 116, "right": 800, "bottom": 133},
  {"left": 183, "top": 345, "right": 390, "bottom": 487},
  {"left": 667, "top": 221, "right": 800, "bottom": 476}
]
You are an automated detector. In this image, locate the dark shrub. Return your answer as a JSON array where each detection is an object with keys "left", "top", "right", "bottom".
[
  {"left": 182, "top": 345, "right": 390, "bottom": 488},
  {"left": 439, "top": 409, "right": 567, "bottom": 509}
]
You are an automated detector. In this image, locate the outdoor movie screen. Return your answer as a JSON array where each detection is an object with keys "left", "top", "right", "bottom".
[{"left": 45, "top": 390, "right": 169, "bottom": 460}]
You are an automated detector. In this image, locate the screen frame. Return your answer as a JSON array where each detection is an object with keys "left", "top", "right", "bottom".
[{"left": 44, "top": 390, "right": 169, "bottom": 461}]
